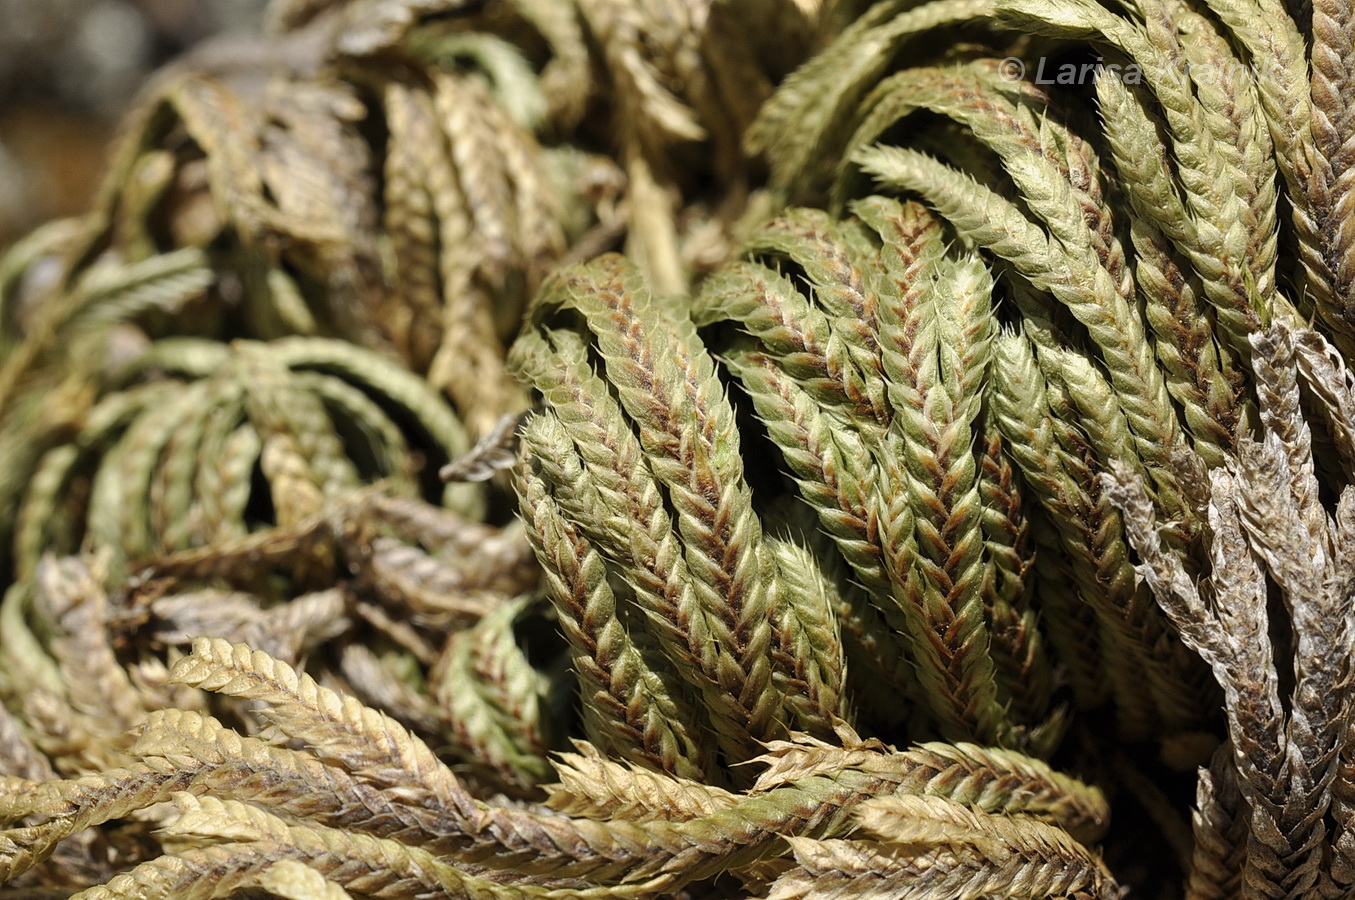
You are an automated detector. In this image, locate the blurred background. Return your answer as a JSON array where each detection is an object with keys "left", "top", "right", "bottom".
[{"left": 0, "top": 0, "right": 269, "bottom": 247}]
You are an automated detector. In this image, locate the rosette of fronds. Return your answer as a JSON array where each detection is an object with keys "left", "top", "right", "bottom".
[
  {"left": 0, "top": 0, "right": 840, "bottom": 448},
  {"left": 0, "top": 0, "right": 582, "bottom": 442},
  {"left": 0, "top": 316, "right": 569, "bottom": 806},
  {"left": 742, "top": 0, "right": 1355, "bottom": 730},
  {"left": 693, "top": 203, "right": 1080, "bottom": 755},
  {"left": 3, "top": 0, "right": 1354, "bottom": 893},
  {"left": 3, "top": 335, "right": 482, "bottom": 587},
  {"left": 512, "top": 253, "right": 860, "bottom": 781},
  {"left": 734, "top": 0, "right": 1355, "bottom": 891},
  {"left": 754, "top": 0, "right": 1352, "bottom": 426},
  {"left": 494, "top": 253, "right": 1118, "bottom": 896}
]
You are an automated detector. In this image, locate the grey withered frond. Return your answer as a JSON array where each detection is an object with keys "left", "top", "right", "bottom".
[
  {"left": 1107, "top": 318, "right": 1355, "bottom": 897},
  {"left": 1310, "top": 0, "right": 1355, "bottom": 328}
]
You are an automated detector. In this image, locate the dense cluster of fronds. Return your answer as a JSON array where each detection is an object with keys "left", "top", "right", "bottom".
[{"left": 0, "top": 0, "right": 1354, "bottom": 897}]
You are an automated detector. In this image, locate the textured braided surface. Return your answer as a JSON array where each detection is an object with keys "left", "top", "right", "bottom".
[{"left": 8, "top": 0, "right": 1355, "bottom": 896}]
